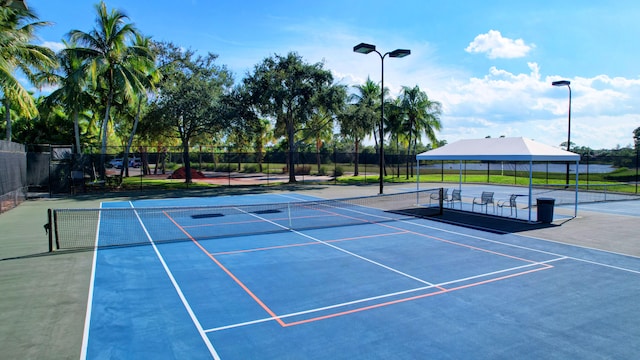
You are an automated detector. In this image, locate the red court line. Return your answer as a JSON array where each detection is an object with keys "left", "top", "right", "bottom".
[
  {"left": 375, "top": 221, "right": 543, "bottom": 265},
  {"left": 163, "top": 211, "right": 287, "bottom": 327},
  {"left": 280, "top": 203, "right": 545, "bottom": 267},
  {"left": 164, "top": 206, "right": 556, "bottom": 330},
  {"left": 282, "top": 264, "right": 553, "bottom": 327}
]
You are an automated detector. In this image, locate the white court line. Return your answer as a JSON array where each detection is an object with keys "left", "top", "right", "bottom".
[
  {"left": 205, "top": 257, "right": 562, "bottom": 333},
  {"left": 239, "top": 206, "right": 437, "bottom": 287},
  {"left": 282, "top": 193, "right": 640, "bottom": 275},
  {"left": 131, "top": 201, "right": 221, "bottom": 360},
  {"left": 400, "top": 220, "right": 640, "bottom": 275},
  {"left": 79, "top": 203, "right": 103, "bottom": 360}
]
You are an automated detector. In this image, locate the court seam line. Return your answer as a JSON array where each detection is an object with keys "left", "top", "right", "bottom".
[
  {"left": 132, "top": 204, "right": 221, "bottom": 360},
  {"left": 204, "top": 259, "right": 557, "bottom": 332},
  {"left": 79, "top": 203, "right": 103, "bottom": 360}
]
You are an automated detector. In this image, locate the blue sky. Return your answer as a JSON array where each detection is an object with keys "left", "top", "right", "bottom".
[{"left": 26, "top": 0, "right": 640, "bottom": 149}]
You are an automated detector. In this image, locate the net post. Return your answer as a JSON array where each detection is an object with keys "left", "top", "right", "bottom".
[
  {"left": 47, "top": 209, "right": 53, "bottom": 252},
  {"left": 53, "top": 210, "right": 60, "bottom": 250},
  {"left": 439, "top": 188, "right": 444, "bottom": 215}
]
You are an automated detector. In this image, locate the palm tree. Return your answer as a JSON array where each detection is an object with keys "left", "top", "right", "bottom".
[
  {"left": 399, "top": 85, "right": 442, "bottom": 178},
  {"left": 384, "top": 98, "right": 407, "bottom": 177},
  {"left": 302, "top": 84, "right": 346, "bottom": 173},
  {"left": 302, "top": 108, "right": 334, "bottom": 173},
  {"left": 338, "top": 103, "right": 372, "bottom": 176},
  {"left": 350, "top": 78, "right": 380, "bottom": 147},
  {"left": 40, "top": 41, "right": 94, "bottom": 153},
  {"left": 68, "top": 1, "right": 149, "bottom": 178},
  {"left": 119, "top": 34, "right": 159, "bottom": 179},
  {"left": 0, "top": 5, "right": 57, "bottom": 141}
]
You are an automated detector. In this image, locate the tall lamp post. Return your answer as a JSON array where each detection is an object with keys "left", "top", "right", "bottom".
[
  {"left": 353, "top": 43, "right": 410, "bottom": 194},
  {"left": 634, "top": 134, "right": 639, "bottom": 194},
  {"left": 552, "top": 80, "right": 572, "bottom": 187}
]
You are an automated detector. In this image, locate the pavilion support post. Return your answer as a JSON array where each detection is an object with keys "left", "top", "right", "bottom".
[{"left": 528, "top": 160, "right": 533, "bottom": 223}]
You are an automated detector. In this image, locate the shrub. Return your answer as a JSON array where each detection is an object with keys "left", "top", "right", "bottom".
[
  {"left": 243, "top": 164, "right": 258, "bottom": 173},
  {"left": 295, "top": 165, "right": 311, "bottom": 175},
  {"left": 333, "top": 166, "right": 344, "bottom": 177},
  {"left": 282, "top": 165, "right": 311, "bottom": 175},
  {"left": 215, "top": 164, "right": 235, "bottom": 172}
]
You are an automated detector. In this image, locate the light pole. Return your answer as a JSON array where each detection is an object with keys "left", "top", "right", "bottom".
[
  {"left": 354, "top": 42, "right": 410, "bottom": 194},
  {"left": 634, "top": 134, "right": 639, "bottom": 194},
  {"left": 552, "top": 80, "right": 572, "bottom": 187}
]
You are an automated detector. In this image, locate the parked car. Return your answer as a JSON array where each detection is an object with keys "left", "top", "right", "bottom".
[
  {"left": 108, "top": 157, "right": 141, "bottom": 169},
  {"left": 129, "top": 157, "right": 141, "bottom": 168},
  {"left": 108, "top": 158, "right": 123, "bottom": 168}
]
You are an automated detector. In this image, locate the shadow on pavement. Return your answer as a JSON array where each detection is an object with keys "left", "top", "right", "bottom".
[{"left": 399, "top": 208, "right": 559, "bottom": 234}]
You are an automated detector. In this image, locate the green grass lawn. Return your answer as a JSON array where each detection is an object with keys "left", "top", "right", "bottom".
[{"left": 109, "top": 163, "right": 638, "bottom": 194}]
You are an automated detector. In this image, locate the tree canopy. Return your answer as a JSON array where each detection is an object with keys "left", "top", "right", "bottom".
[
  {"left": 4, "top": 2, "right": 455, "bottom": 186},
  {"left": 145, "top": 41, "right": 233, "bottom": 182},
  {"left": 1, "top": 4, "right": 57, "bottom": 140},
  {"left": 243, "top": 52, "right": 343, "bottom": 182}
]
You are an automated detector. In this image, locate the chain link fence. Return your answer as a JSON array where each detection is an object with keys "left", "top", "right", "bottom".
[{"left": 5, "top": 144, "right": 637, "bottom": 199}]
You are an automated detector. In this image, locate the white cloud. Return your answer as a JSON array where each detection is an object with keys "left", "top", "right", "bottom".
[
  {"left": 465, "top": 30, "right": 534, "bottom": 59},
  {"left": 41, "top": 41, "right": 65, "bottom": 53},
  {"left": 430, "top": 63, "right": 640, "bottom": 149}
]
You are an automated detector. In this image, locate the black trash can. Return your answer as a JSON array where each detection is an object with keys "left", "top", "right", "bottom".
[{"left": 537, "top": 197, "right": 555, "bottom": 223}]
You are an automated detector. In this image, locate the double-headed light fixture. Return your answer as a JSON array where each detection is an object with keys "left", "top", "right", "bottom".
[{"left": 353, "top": 43, "right": 410, "bottom": 194}]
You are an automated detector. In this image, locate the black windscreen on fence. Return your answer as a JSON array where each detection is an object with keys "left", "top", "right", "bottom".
[
  {"left": 0, "top": 140, "right": 26, "bottom": 196},
  {"left": 0, "top": 140, "right": 27, "bottom": 213}
]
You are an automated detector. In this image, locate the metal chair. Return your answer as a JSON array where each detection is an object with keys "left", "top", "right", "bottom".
[
  {"left": 497, "top": 194, "right": 518, "bottom": 217},
  {"left": 472, "top": 191, "right": 495, "bottom": 213},
  {"left": 446, "top": 189, "right": 462, "bottom": 209},
  {"left": 429, "top": 188, "right": 448, "bottom": 206}
]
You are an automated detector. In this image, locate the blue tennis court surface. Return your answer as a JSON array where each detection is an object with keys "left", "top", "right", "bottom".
[{"left": 82, "top": 193, "right": 640, "bottom": 359}]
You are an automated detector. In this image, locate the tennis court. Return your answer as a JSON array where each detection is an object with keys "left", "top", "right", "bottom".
[{"left": 55, "top": 190, "right": 640, "bottom": 359}]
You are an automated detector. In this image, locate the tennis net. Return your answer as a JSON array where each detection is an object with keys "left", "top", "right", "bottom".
[{"left": 47, "top": 188, "right": 444, "bottom": 251}]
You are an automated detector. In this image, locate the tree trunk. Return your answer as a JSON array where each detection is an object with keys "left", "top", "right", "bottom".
[
  {"left": 406, "top": 120, "right": 413, "bottom": 180},
  {"left": 396, "top": 139, "right": 400, "bottom": 178},
  {"left": 99, "top": 89, "right": 114, "bottom": 181},
  {"left": 73, "top": 110, "right": 81, "bottom": 154},
  {"left": 316, "top": 138, "right": 322, "bottom": 173},
  {"left": 4, "top": 100, "right": 11, "bottom": 141},
  {"left": 287, "top": 116, "right": 296, "bottom": 183},
  {"left": 183, "top": 141, "right": 192, "bottom": 184},
  {"left": 354, "top": 139, "right": 360, "bottom": 176}
]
